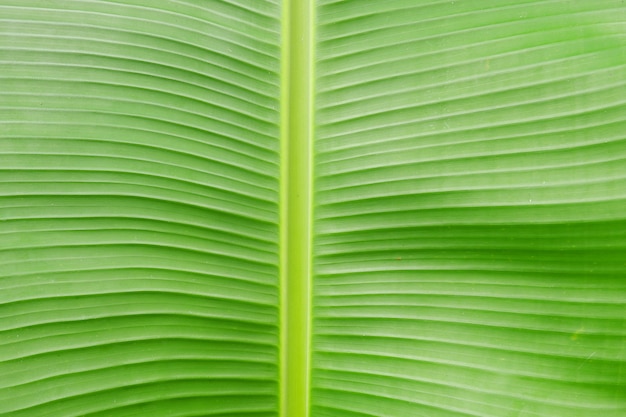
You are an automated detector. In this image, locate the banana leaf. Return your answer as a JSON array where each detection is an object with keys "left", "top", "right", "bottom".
[{"left": 1, "top": 1, "right": 625, "bottom": 416}]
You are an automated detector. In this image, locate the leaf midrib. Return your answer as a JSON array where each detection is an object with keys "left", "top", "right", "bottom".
[{"left": 281, "top": 0, "right": 314, "bottom": 416}]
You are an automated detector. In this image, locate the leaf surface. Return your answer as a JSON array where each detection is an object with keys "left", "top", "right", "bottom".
[
  {"left": 0, "top": 1, "right": 281, "bottom": 415},
  {"left": 1, "top": 1, "right": 626, "bottom": 417},
  {"left": 311, "top": 1, "right": 626, "bottom": 416}
]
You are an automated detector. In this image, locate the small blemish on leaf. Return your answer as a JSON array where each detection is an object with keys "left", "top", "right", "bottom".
[{"left": 570, "top": 326, "right": 585, "bottom": 341}]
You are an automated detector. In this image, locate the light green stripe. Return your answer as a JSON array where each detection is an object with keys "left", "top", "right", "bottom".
[{"left": 282, "top": 0, "right": 314, "bottom": 415}]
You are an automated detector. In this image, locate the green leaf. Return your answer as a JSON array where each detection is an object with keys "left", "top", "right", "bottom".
[
  {"left": 1, "top": 1, "right": 625, "bottom": 417},
  {"left": 0, "top": 1, "right": 281, "bottom": 415}
]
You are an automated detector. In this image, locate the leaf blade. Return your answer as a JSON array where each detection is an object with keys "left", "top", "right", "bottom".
[
  {"left": 0, "top": 1, "right": 282, "bottom": 415},
  {"left": 312, "top": 1, "right": 626, "bottom": 416}
]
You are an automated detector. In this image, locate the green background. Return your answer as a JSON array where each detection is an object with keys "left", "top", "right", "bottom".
[{"left": 1, "top": 1, "right": 625, "bottom": 416}]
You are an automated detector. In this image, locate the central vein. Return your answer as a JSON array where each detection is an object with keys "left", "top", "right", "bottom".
[{"left": 280, "top": 0, "right": 314, "bottom": 415}]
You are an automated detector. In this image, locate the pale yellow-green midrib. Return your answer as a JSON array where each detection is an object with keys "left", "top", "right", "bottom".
[{"left": 280, "top": 0, "right": 314, "bottom": 416}]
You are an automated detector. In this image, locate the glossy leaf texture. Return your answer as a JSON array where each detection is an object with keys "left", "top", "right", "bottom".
[
  {"left": 1, "top": 1, "right": 626, "bottom": 417},
  {"left": 312, "top": 1, "right": 626, "bottom": 416},
  {"left": 0, "top": 1, "right": 281, "bottom": 416}
]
